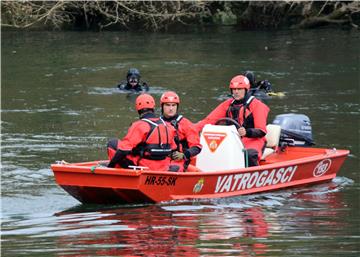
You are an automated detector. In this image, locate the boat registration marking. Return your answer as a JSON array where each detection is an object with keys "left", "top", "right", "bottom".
[
  {"left": 215, "top": 165, "right": 298, "bottom": 193},
  {"left": 144, "top": 176, "right": 177, "bottom": 186}
]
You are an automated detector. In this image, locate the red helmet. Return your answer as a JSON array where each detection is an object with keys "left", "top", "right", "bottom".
[
  {"left": 229, "top": 75, "right": 250, "bottom": 90},
  {"left": 135, "top": 93, "right": 155, "bottom": 111},
  {"left": 160, "top": 91, "right": 180, "bottom": 104}
]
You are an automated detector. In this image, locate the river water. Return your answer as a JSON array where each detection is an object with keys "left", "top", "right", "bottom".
[{"left": 1, "top": 29, "right": 359, "bottom": 256}]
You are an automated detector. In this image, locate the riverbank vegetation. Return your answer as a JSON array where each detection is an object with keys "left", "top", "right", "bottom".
[{"left": 1, "top": 1, "right": 359, "bottom": 31}]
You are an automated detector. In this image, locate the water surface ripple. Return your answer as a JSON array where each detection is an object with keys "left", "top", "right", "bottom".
[{"left": 1, "top": 29, "right": 359, "bottom": 256}]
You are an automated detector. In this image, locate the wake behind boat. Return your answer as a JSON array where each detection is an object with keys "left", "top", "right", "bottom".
[{"left": 51, "top": 114, "right": 349, "bottom": 204}]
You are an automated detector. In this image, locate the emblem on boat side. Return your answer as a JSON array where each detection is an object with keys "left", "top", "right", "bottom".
[
  {"left": 193, "top": 178, "right": 204, "bottom": 193},
  {"left": 313, "top": 159, "right": 332, "bottom": 177},
  {"left": 203, "top": 132, "right": 227, "bottom": 152}
]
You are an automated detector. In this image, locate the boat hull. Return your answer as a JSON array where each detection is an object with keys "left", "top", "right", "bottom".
[{"left": 51, "top": 147, "right": 349, "bottom": 204}]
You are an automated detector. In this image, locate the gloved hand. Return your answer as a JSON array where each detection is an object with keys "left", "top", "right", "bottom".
[{"left": 171, "top": 151, "right": 185, "bottom": 161}]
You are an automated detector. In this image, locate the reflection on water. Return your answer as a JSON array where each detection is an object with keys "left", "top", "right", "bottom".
[
  {"left": 1, "top": 178, "right": 356, "bottom": 257},
  {"left": 1, "top": 29, "right": 359, "bottom": 256}
]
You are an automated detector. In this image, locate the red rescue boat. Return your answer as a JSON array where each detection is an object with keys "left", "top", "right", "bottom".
[
  {"left": 51, "top": 114, "right": 349, "bottom": 204},
  {"left": 51, "top": 147, "right": 349, "bottom": 204}
]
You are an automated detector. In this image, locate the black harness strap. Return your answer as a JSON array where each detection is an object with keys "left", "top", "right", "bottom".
[
  {"left": 226, "top": 96, "right": 255, "bottom": 128},
  {"left": 242, "top": 96, "right": 255, "bottom": 127},
  {"left": 170, "top": 115, "right": 183, "bottom": 151}
]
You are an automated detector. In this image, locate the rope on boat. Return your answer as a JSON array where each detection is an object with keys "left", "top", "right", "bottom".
[
  {"left": 90, "top": 163, "right": 102, "bottom": 173},
  {"left": 128, "top": 165, "right": 149, "bottom": 170}
]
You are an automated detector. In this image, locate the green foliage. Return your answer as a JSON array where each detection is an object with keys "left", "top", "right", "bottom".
[{"left": 213, "top": 3, "right": 237, "bottom": 26}]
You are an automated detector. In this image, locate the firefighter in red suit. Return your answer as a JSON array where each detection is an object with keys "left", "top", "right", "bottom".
[
  {"left": 195, "top": 75, "right": 269, "bottom": 166},
  {"left": 160, "top": 91, "right": 202, "bottom": 172},
  {"left": 107, "top": 94, "right": 178, "bottom": 171}
]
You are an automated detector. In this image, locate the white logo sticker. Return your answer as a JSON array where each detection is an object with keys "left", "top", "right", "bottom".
[{"left": 313, "top": 159, "right": 332, "bottom": 177}]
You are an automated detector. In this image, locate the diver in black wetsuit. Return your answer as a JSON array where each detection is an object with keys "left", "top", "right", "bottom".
[
  {"left": 117, "top": 68, "right": 149, "bottom": 92},
  {"left": 243, "top": 71, "right": 273, "bottom": 102}
]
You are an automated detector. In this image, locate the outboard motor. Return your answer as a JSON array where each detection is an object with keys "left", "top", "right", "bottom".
[{"left": 272, "top": 113, "right": 314, "bottom": 146}]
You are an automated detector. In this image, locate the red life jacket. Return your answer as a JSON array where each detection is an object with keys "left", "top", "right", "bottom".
[{"left": 135, "top": 118, "right": 173, "bottom": 160}]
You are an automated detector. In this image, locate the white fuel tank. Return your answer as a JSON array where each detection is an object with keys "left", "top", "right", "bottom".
[{"left": 196, "top": 124, "right": 245, "bottom": 172}]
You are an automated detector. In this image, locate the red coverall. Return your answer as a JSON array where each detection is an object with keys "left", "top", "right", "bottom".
[
  {"left": 108, "top": 114, "right": 177, "bottom": 171},
  {"left": 195, "top": 97, "right": 269, "bottom": 161}
]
